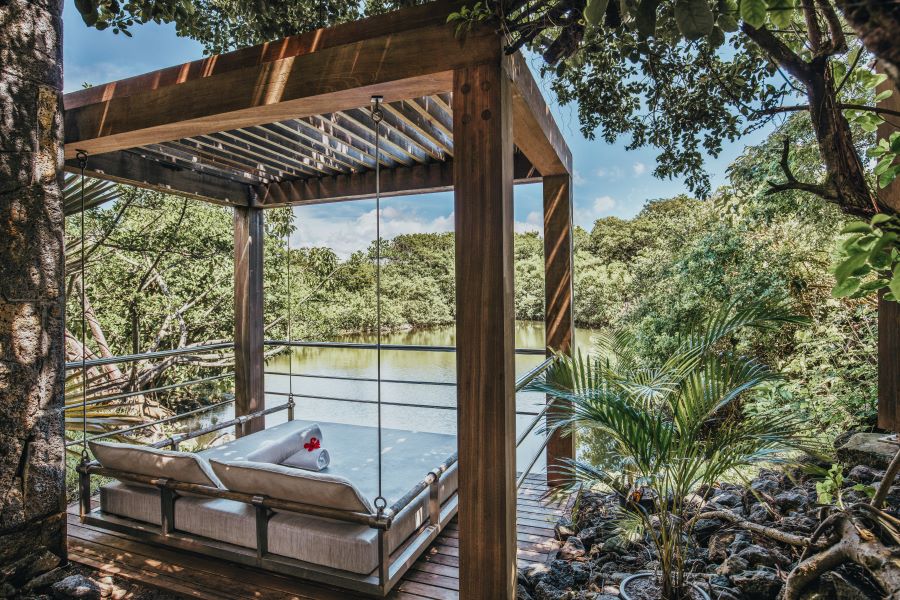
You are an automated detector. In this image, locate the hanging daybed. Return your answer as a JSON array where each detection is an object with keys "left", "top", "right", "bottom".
[{"left": 77, "top": 419, "right": 458, "bottom": 596}]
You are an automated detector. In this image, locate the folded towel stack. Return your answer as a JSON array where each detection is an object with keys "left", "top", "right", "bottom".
[{"left": 282, "top": 424, "right": 331, "bottom": 471}]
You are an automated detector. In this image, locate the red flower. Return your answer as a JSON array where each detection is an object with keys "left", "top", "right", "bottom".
[{"left": 304, "top": 437, "right": 321, "bottom": 452}]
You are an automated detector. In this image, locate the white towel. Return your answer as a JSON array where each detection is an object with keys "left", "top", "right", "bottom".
[
  {"left": 282, "top": 447, "right": 330, "bottom": 471},
  {"left": 299, "top": 424, "right": 323, "bottom": 450}
]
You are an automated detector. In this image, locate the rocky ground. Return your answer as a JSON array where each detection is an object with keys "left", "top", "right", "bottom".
[
  {"left": 9, "top": 565, "right": 184, "bottom": 600},
  {"left": 518, "top": 434, "right": 900, "bottom": 600}
]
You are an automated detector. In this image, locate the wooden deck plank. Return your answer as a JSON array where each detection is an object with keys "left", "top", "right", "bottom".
[{"left": 66, "top": 475, "right": 565, "bottom": 600}]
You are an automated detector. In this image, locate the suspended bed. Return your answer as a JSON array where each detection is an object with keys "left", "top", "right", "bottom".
[{"left": 78, "top": 418, "right": 458, "bottom": 596}]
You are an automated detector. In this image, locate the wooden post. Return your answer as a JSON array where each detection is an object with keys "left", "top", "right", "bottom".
[
  {"left": 877, "top": 69, "right": 900, "bottom": 432},
  {"left": 234, "top": 205, "right": 265, "bottom": 435},
  {"left": 543, "top": 174, "right": 575, "bottom": 486},
  {"left": 453, "top": 61, "right": 517, "bottom": 600}
]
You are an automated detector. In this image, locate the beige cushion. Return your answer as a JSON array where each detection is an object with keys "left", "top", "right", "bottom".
[
  {"left": 99, "top": 481, "right": 161, "bottom": 525},
  {"left": 175, "top": 497, "right": 257, "bottom": 548},
  {"left": 210, "top": 459, "right": 373, "bottom": 513},
  {"left": 90, "top": 441, "right": 223, "bottom": 488},
  {"left": 268, "top": 488, "right": 430, "bottom": 574}
]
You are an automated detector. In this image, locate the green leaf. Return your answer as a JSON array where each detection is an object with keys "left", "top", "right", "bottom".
[
  {"left": 840, "top": 222, "right": 872, "bottom": 235},
  {"left": 767, "top": 0, "right": 795, "bottom": 28},
  {"left": 707, "top": 25, "right": 725, "bottom": 46},
  {"left": 835, "top": 253, "right": 869, "bottom": 283},
  {"left": 585, "top": 0, "right": 610, "bottom": 26},
  {"left": 890, "top": 266, "right": 900, "bottom": 301},
  {"left": 675, "top": 0, "right": 715, "bottom": 40},
  {"left": 740, "top": 0, "right": 766, "bottom": 28},
  {"left": 832, "top": 277, "right": 861, "bottom": 298},
  {"left": 635, "top": 0, "right": 660, "bottom": 39},
  {"left": 871, "top": 213, "right": 893, "bottom": 226},
  {"left": 718, "top": 13, "right": 739, "bottom": 31}
]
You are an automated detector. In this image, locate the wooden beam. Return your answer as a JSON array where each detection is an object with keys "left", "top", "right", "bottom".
[
  {"left": 234, "top": 207, "right": 265, "bottom": 435},
  {"left": 64, "top": 151, "right": 254, "bottom": 206},
  {"left": 876, "top": 68, "right": 899, "bottom": 432},
  {"left": 503, "top": 52, "right": 573, "bottom": 177},
  {"left": 258, "top": 153, "right": 540, "bottom": 206},
  {"left": 453, "top": 63, "right": 517, "bottom": 600},
  {"left": 64, "top": 21, "right": 499, "bottom": 159},
  {"left": 543, "top": 174, "right": 575, "bottom": 486}
]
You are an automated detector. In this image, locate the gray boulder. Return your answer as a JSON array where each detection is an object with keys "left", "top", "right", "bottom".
[
  {"left": 731, "top": 569, "right": 782, "bottom": 600},
  {"left": 50, "top": 575, "right": 101, "bottom": 600}
]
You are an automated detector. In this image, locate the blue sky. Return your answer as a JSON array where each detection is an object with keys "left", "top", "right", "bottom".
[{"left": 63, "top": 0, "right": 773, "bottom": 257}]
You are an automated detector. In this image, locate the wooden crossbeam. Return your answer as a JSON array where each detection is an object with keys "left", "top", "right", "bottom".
[
  {"left": 64, "top": 150, "right": 255, "bottom": 206},
  {"left": 63, "top": 15, "right": 499, "bottom": 159},
  {"left": 257, "top": 153, "right": 540, "bottom": 206},
  {"left": 503, "top": 53, "right": 573, "bottom": 177}
]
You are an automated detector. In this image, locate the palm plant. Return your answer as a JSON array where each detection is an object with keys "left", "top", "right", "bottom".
[{"left": 529, "top": 300, "right": 818, "bottom": 600}]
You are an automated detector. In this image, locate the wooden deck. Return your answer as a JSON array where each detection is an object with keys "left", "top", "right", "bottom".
[{"left": 66, "top": 474, "right": 570, "bottom": 600}]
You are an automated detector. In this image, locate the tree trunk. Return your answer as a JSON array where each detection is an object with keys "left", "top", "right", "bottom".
[
  {"left": 806, "top": 57, "right": 882, "bottom": 217},
  {"left": 0, "top": 0, "right": 67, "bottom": 586},
  {"left": 834, "top": 0, "right": 900, "bottom": 88}
]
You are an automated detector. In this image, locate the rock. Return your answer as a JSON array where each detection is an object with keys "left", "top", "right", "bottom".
[
  {"left": 693, "top": 518, "right": 722, "bottom": 543},
  {"left": 747, "top": 503, "right": 770, "bottom": 523},
  {"left": 521, "top": 564, "right": 552, "bottom": 588},
  {"left": 847, "top": 465, "right": 883, "bottom": 484},
  {"left": 708, "top": 532, "right": 736, "bottom": 562},
  {"left": 542, "top": 561, "right": 576, "bottom": 590},
  {"left": 576, "top": 526, "right": 603, "bottom": 548},
  {"left": 517, "top": 583, "right": 535, "bottom": 600},
  {"left": 736, "top": 544, "right": 789, "bottom": 568},
  {"left": 534, "top": 580, "right": 572, "bottom": 600},
  {"left": 821, "top": 572, "right": 870, "bottom": 600},
  {"left": 731, "top": 569, "right": 782, "bottom": 600},
  {"left": 710, "top": 490, "right": 743, "bottom": 508},
  {"left": 781, "top": 514, "right": 818, "bottom": 533},
  {"left": 750, "top": 477, "right": 780, "bottom": 496},
  {"left": 570, "top": 563, "right": 591, "bottom": 586},
  {"left": 559, "top": 536, "right": 586, "bottom": 560},
  {"left": 50, "top": 575, "right": 101, "bottom": 600},
  {"left": 774, "top": 488, "right": 808, "bottom": 510},
  {"left": 836, "top": 433, "right": 898, "bottom": 470},
  {"left": 555, "top": 517, "right": 576, "bottom": 541},
  {"left": 715, "top": 555, "right": 749, "bottom": 576}
]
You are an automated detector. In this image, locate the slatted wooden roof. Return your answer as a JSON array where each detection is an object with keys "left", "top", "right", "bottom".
[{"left": 62, "top": 0, "right": 571, "bottom": 209}]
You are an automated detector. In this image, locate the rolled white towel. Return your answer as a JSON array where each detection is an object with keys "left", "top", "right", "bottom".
[
  {"left": 282, "top": 447, "right": 330, "bottom": 471},
  {"left": 298, "top": 424, "right": 323, "bottom": 451}
]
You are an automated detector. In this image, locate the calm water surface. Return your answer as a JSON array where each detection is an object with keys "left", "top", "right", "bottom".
[{"left": 195, "top": 321, "right": 600, "bottom": 474}]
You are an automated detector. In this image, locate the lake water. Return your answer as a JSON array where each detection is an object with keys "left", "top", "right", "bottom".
[{"left": 195, "top": 321, "right": 600, "bottom": 476}]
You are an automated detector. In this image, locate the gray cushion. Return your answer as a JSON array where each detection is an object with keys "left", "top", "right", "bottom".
[
  {"left": 209, "top": 459, "right": 374, "bottom": 513},
  {"left": 90, "top": 440, "right": 223, "bottom": 488}
]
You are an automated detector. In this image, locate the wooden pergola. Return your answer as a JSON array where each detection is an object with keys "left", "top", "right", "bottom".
[{"left": 63, "top": 3, "right": 575, "bottom": 599}]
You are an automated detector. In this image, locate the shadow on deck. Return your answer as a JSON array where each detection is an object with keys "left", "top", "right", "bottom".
[{"left": 66, "top": 474, "right": 570, "bottom": 600}]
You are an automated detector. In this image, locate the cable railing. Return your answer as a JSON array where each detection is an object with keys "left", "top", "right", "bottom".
[{"left": 65, "top": 340, "right": 559, "bottom": 487}]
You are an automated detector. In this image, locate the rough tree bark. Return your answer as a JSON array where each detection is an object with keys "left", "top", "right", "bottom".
[
  {"left": 0, "top": 0, "right": 68, "bottom": 586},
  {"left": 834, "top": 0, "right": 900, "bottom": 88}
]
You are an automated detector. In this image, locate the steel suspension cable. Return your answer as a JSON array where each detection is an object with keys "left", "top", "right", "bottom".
[
  {"left": 77, "top": 150, "right": 89, "bottom": 460},
  {"left": 285, "top": 210, "right": 294, "bottom": 403},
  {"left": 371, "top": 96, "right": 386, "bottom": 514}
]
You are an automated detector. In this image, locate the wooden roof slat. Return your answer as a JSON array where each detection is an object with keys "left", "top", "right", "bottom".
[
  {"left": 179, "top": 136, "right": 295, "bottom": 181},
  {"left": 199, "top": 131, "right": 327, "bottom": 178},
  {"left": 154, "top": 140, "right": 274, "bottom": 182},
  {"left": 291, "top": 117, "right": 391, "bottom": 169},
  {"left": 407, "top": 97, "right": 453, "bottom": 142},
  {"left": 139, "top": 143, "right": 264, "bottom": 184},
  {"left": 340, "top": 109, "right": 432, "bottom": 165},
  {"left": 265, "top": 121, "right": 368, "bottom": 172},
  {"left": 379, "top": 103, "right": 449, "bottom": 161},
  {"left": 320, "top": 112, "right": 416, "bottom": 167},
  {"left": 231, "top": 125, "right": 356, "bottom": 174},
  {"left": 212, "top": 129, "right": 341, "bottom": 176}
]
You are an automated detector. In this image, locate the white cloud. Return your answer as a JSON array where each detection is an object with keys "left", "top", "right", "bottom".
[
  {"left": 572, "top": 170, "right": 587, "bottom": 186},
  {"left": 632, "top": 162, "right": 647, "bottom": 176},
  {"left": 596, "top": 166, "right": 623, "bottom": 180},
  {"left": 292, "top": 207, "right": 454, "bottom": 258},
  {"left": 573, "top": 196, "right": 616, "bottom": 229},
  {"left": 515, "top": 211, "right": 543, "bottom": 234}
]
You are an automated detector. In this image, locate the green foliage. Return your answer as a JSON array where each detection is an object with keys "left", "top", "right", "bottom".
[
  {"left": 811, "top": 463, "right": 875, "bottom": 508},
  {"left": 832, "top": 214, "right": 900, "bottom": 302},
  {"left": 529, "top": 300, "right": 814, "bottom": 598}
]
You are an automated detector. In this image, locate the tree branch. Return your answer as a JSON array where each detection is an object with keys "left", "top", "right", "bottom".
[
  {"left": 756, "top": 103, "right": 900, "bottom": 118},
  {"left": 765, "top": 137, "right": 839, "bottom": 201},
  {"left": 742, "top": 23, "right": 813, "bottom": 84}
]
